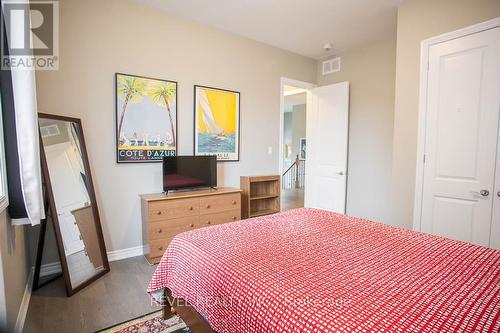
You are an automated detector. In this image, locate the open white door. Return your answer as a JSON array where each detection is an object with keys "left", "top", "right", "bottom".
[
  {"left": 45, "top": 142, "right": 90, "bottom": 255},
  {"left": 304, "top": 82, "right": 349, "bottom": 213}
]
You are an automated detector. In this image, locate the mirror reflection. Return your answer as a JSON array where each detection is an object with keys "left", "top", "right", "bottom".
[{"left": 39, "top": 117, "right": 108, "bottom": 290}]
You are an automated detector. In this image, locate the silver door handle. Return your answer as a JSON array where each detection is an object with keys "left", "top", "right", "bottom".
[
  {"left": 472, "top": 190, "right": 489, "bottom": 197},
  {"left": 497, "top": 191, "right": 500, "bottom": 198},
  {"left": 336, "top": 171, "right": 344, "bottom": 176}
]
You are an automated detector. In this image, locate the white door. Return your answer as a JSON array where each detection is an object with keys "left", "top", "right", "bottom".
[
  {"left": 491, "top": 130, "right": 500, "bottom": 249},
  {"left": 45, "top": 142, "right": 90, "bottom": 255},
  {"left": 304, "top": 82, "right": 349, "bottom": 213},
  {"left": 421, "top": 26, "right": 500, "bottom": 247}
]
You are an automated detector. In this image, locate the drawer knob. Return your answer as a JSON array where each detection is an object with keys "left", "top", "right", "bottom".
[
  {"left": 190, "top": 223, "right": 194, "bottom": 228},
  {"left": 206, "top": 204, "right": 210, "bottom": 209},
  {"left": 158, "top": 246, "right": 163, "bottom": 251},
  {"left": 207, "top": 221, "right": 211, "bottom": 225},
  {"left": 157, "top": 211, "right": 162, "bottom": 215},
  {"left": 157, "top": 228, "right": 162, "bottom": 233},
  {"left": 232, "top": 200, "right": 237, "bottom": 205},
  {"left": 232, "top": 216, "right": 237, "bottom": 220},
  {"left": 189, "top": 206, "right": 193, "bottom": 211}
]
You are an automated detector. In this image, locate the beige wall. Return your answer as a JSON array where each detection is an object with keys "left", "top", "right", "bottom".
[
  {"left": 35, "top": 0, "right": 316, "bottom": 252},
  {"left": 0, "top": 211, "right": 29, "bottom": 332},
  {"left": 316, "top": 38, "right": 396, "bottom": 223},
  {"left": 290, "top": 104, "right": 306, "bottom": 162},
  {"left": 283, "top": 112, "right": 292, "bottom": 169},
  {"left": 390, "top": 0, "right": 500, "bottom": 228},
  {"left": 282, "top": 104, "right": 306, "bottom": 170},
  {"left": 282, "top": 93, "right": 307, "bottom": 170}
]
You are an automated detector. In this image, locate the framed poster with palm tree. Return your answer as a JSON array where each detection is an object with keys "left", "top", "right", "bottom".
[{"left": 115, "top": 73, "right": 177, "bottom": 163}]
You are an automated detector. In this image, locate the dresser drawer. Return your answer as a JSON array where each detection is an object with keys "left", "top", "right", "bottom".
[
  {"left": 141, "top": 189, "right": 242, "bottom": 262},
  {"left": 148, "top": 198, "right": 199, "bottom": 221},
  {"left": 199, "top": 193, "right": 240, "bottom": 214},
  {"left": 149, "top": 216, "right": 198, "bottom": 240},
  {"left": 149, "top": 238, "right": 173, "bottom": 258},
  {"left": 199, "top": 209, "right": 241, "bottom": 227}
]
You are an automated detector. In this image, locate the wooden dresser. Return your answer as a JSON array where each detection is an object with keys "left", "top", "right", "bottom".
[{"left": 140, "top": 187, "right": 242, "bottom": 264}]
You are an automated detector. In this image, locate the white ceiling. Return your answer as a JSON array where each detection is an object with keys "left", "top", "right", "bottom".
[{"left": 133, "top": 0, "right": 403, "bottom": 59}]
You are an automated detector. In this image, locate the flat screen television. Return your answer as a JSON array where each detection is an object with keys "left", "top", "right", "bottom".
[{"left": 163, "top": 156, "right": 217, "bottom": 192}]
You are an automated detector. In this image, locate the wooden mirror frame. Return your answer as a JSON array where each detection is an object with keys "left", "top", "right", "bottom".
[{"left": 37, "top": 113, "right": 110, "bottom": 296}]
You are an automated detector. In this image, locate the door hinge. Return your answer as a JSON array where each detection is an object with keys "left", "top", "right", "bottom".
[{"left": 423, "top": 154, "right": 426, "bottom": 164}]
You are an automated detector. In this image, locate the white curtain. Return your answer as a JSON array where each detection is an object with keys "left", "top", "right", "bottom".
[
  {"left": 9, "top": 68, "right": 44, "bottom": 225},
  {"left": 7, "top": 4, "right": 44, "bottom": 225}
]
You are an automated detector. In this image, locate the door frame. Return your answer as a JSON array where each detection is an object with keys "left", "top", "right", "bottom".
[
  {"left": 413, "top": 17, "right": 500, "bottom": 232},
  {"left": 279, "top": 77, "right": 316, "bottom": 182}
]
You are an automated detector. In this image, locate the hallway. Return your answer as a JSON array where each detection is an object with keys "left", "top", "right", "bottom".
[{"left": 281, "top": 188, "right": 304, "bottom": 211}]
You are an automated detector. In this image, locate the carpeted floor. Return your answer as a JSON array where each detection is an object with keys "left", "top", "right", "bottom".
[{"left": 97, "top": 311, "right": 190, "bottom": 333}]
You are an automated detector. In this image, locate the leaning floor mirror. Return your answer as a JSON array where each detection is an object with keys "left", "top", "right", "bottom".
[{"left": 37, "top": 113, "right": 109, "bottom": 296}]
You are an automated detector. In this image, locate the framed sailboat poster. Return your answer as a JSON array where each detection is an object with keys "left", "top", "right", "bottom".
[
  {"left": 115, "top": 73, "right": 177, "bottom": 163},
  {"left": 194, "top": 85, "right": 240, "bottom": 162}
]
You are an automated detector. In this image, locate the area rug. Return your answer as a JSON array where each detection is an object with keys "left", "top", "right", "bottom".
[{"left": 97, "top": 311, "right": 190, "bottom": 333}]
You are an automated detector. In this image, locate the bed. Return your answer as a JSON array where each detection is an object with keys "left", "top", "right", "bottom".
[{"left": 148, "top": 208, "right": 500, "bottom": 332}]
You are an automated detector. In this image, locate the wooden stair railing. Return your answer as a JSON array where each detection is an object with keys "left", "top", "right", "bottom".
[{"left": 282, "top": 155, "right": 305, "bottom": 189}]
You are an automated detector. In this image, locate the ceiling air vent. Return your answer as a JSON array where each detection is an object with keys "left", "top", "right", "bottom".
[
  {"left": 40, "top": 124, "right": 60, "bottom": 138},
  {"left": 322, "top": 57, "right": 341, "bottom": 75}
]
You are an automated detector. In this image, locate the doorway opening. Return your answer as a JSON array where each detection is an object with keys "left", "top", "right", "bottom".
[
  {"left": 279, "top": 78, "right": 315, "bottom": 211},
  {"left": 280, "top": 78, "right": 350, "bottom": 214}
]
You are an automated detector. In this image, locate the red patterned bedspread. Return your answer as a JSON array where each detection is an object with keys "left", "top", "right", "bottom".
[{"left": 147, "top": 208, "right": 500, "bottom": 332}]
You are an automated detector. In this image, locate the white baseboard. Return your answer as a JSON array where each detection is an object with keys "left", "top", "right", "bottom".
[
  {"left": 107, "top": 245, "right": 146, "bottom": 262},
  {"left": 34, "top": 245, "right": 146, "bottom": 276},
  {"left": 14, "top": 269, "right": 33, "bottom": 333},
  {"left": 29, "top": 246, "right": 147, "bottom": 279}
]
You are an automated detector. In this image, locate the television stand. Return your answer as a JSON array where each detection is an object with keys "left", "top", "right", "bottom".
[{"left": 140, "top": 187, "right": 242, "bottom": 264}]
